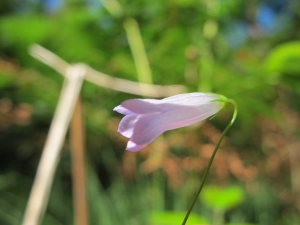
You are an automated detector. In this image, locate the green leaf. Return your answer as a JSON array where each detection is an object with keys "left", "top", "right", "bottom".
[
  {"left": 201, "top": 186, "right": 244, "bottom": 210},
  {"left": 0, "top": 72, "right": 13, "bottom": 89},
  {"left": 0, "top": 15, "right": 52, "bottom": 47},
  {"left": 264, "top": 41, "right": 300, "bottom": 74},
  {"left": 226, "top": 224, "right": 257, "bottom": 225},
  {"left": 149, "top": 211, "right": 208, "bottom": 225}
]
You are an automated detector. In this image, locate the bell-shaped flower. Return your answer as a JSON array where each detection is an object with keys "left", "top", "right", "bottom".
[{"left": 114, "top": 92, "right": 228, "bottom": 152}]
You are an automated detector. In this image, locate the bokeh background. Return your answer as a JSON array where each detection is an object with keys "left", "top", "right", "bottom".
[{"left": 1, "top": 0, "right": 300, "bottom": 224}]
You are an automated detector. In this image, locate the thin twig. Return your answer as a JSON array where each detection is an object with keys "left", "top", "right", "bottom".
[
  {"left": 22, "top": 65, "right": 85, "bottom": 225},
  {"left": 29, "top": 44, "right": 186, "bottom": 97}
]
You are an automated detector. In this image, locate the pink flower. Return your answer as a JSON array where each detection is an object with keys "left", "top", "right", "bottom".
[{"left": 114, "top": 92, "right": 227, "bottom": 152}]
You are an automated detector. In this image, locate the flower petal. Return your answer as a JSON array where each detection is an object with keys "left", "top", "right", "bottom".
[
  {"left": 118, "top": 114, "right": 140, "bottom": 138},
  {"left": 161, "top": 92, "right": 223, "bottom": 106},
  {"left": 126, "top": 113, "right": 166, "bottom": 152},
  {"left": 113, "top": 99, "right": 161, "bottom": 115},
  {"left": 126, "top": 140, "right": 148, "bottom": 152},
  {"left": 114, "top": 92, "right": 224, "bottom": 116},
  {"left": 126, "top": 101, "right": 222, "bottom": 151},
  {"left": 114, "top": 92, "right": 227, "bottom": 151}
]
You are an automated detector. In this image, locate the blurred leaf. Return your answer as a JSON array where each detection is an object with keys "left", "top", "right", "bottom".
[
  {"left": 0, "top": 72, "right": 13, "bottom": 89},
  {"left": 226, "top": 224, "right": 257, "bottom": 225},
  {"left": 201, "top": 186, "right": 244, "bottom": 210},
  {"left": 174, "top": 0, "right": 195, "bottom": 7},
  {"left": 264, "top": 41, "right": 300, "bottom": 74},
  {"left": 149, "top": 211, "right": 208, "bottom": 225},
  {"left": 0, "top": 15, "right": 52, "bottom": 47}
]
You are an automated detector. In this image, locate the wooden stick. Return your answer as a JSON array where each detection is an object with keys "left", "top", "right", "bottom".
[
  {"left": 70, "top": 97, "right": 89, "bottom": 225},
  {"left": 22, "top": 65, "right": 85, "bottom": 225}
]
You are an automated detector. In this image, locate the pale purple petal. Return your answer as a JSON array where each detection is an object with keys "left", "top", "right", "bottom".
[
  {"left": 114, "top": 92, "right": 227, "bottom": 152},
  {"left": 126, "top": 102, "right": 222, "bottom": 152},
  {"left": 114, "top": 93, "right": 221, "bottom": 116},
  {"left": 113, "top": 99, "right": 161, "bottom": 115},
  {"left": 126, "top": 113, "right": 166, "bottom": 151},
  {"left": 160, "top": 93, "right": 222, "bottom": 108},
  {"left": 118, "top": 114, "right": 140, "bottom": 138},
  {"left": 113, "top": 105, "right": 135, "bottom": 116},
  {"left": 126, "top": 140, "right": 148, "bottom": 152}
]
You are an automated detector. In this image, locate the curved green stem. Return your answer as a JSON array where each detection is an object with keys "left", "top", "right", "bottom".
[{"left": 182, "top": 99, "right": 237, "bottom": 225}]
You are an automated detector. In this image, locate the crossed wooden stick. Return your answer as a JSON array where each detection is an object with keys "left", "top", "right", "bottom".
[{"left": 22, "top": 44, "right": 186, "bottom": 225}]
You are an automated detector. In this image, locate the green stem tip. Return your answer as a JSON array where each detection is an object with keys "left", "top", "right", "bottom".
[{"left": 182, "top": 99, "right": 237, "bottom": 225}]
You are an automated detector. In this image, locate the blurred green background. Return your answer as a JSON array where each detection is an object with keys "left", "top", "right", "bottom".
[{"left": 1, "top": 0, "right": 300, "bottom": 224}]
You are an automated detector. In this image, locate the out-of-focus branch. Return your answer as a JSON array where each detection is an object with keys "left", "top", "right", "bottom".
[
  {"left": 29, "top": 44, "right": 186, "bottom": 97},
  {"left": 22, "top": 65, "right": 85, "bottom": 225},
  {"left": 29, "top": 44, "right": 69, "bottom": 76}
]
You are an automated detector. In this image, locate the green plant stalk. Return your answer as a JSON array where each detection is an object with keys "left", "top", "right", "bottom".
[
  {"left": 124, "top": 18, "right": 153, "bottom": 86},
  {"left": 213, "top": 208, "right": 225, "bottom": 225},
  {"left": 182, "top": 99, "right": 237, "bottom": 225},
  {"left": 99, "top": 0, "right": 123, "bottom": 18}
]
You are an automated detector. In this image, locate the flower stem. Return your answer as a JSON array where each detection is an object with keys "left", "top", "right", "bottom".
[{"left": 182, "top": 99, "right": 237, "bottom": 225}]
